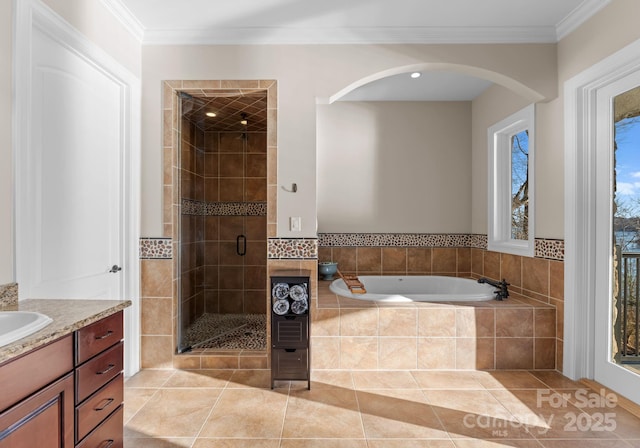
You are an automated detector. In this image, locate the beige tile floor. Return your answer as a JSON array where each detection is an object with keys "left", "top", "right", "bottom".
[{"left": 124, "top": 369, "right": 640, "bottom": 447}]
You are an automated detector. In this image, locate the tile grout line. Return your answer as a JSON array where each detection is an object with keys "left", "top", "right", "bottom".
[
  {"left": 351, "top": 374, "right": 370, "bottom": 446},
  {"left": 122, "top": 370, "right": 177, "bottom": 440},
  {"left": 415, "top": 384, "right": 456, "bottom": 447},
  {"left": 276, "top": 380, "right": 292, "bottom": 447},
  {"left": 188, "top": 369, "right": 233, "bottom": 446}
]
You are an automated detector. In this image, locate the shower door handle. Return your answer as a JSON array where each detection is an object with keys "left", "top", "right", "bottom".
[{"left": 237, "top": 234, "right": 246, "bottom": 256}]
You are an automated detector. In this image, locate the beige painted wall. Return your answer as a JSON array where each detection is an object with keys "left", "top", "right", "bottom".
[
  {"left": 2, "top": 0, "right": 639, "bottom": 283},
  {"left": 141, "top": 44, "right": 556, "bottom": 238},
  {"left": 470, "top": 84, "right": 576, "bottom": 240},
  {"left": 470, "top": 85, "right": 530, "bottom": 235},
  {"left": 0, "top": 0, "right": 140, "bottom": 284},
  {"left": 534, "top": 0, "right": 640, "bottom": 239},
  {"left": 469, "top": 0, "right": 640, "bottom": 240},
  {"left": 559, "top": 0, "right": 640, "bottom": 84},
  {"left": 317, "top": 101, "right": 471, "bottom": 233}
]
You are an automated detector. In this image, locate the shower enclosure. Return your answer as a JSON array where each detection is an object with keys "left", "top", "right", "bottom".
[{"left": 176, "top": 90, "right": 268, "bottom": 352}]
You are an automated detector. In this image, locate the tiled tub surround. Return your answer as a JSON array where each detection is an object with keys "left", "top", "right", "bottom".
[
  {"left": 318, "top": 242, "right": 564, "bottom": 370},
  {"left": 314, "top": 280, "right": 556, "bottom": 371}
]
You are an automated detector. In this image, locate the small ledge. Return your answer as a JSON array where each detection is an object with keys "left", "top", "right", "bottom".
[{"left": 0, "top": 283, "right": 18, "bottom": 307}]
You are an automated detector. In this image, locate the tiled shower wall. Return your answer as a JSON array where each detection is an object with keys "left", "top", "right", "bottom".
[
  {"left": 138, "top": 80, "right": 278, "bottom": 369},
  {"left": 201, "top": 131, "right": 268, "bottom": 315},
  {"left": 178, "top": 87, "right": 269, "bottom": 344}
]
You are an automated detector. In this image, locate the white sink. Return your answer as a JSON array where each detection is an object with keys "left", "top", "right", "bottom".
[{"left": 0, "top": 311, "right": 53, "bottom": 348}]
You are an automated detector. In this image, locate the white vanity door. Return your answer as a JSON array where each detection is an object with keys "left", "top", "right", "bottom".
[{"left": 18, "top": 24, "right": 123, "bottom": 300}]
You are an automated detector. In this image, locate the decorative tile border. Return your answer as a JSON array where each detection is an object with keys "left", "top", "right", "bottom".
[
  {"left": 0, "top": 283, "right": 18, "bottom": 307},
  {"left": 318, "top": 233, "right": 564, "bottom": 261},
  {"left": 535, "top": 238, "right": 565, "bottom": 261},
  {"left": 140, "top": 234, "right": 563, "bottom": 261},
  {"left": 182, "top": 199, "right": 267, "bottom": 216},
  {"left": 268, "top": 238, "right": 318, "bottom": 259},
  {"left": 318, "top": 233, "right": 488, "bottom": 249},
  {"left": 140, "top": 238, "right": 173, "bottom": 259}
]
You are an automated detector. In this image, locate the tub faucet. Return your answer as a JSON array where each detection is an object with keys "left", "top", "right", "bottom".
[{"left": 478, "top": 277, "right": 510, "bottom": 301}]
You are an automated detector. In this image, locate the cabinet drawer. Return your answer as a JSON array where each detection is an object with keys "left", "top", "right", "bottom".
[
  {"left": 272, "top": 348, "right": 308, "bottom": 380},
  {"left": 76, "top": 342, "right": 123, "bottom": 404},
  {"left": 75, "top": 312, "right": 123, "bottom": 365},
  {"left": 0, "top": 334, "right": 73, "bottom": 412},
  {"left": 76, "top": 404, "right": 123, "bottom": 448},
  {"left": 75, "top": 373, "right": 123, "bottom": 443},
  {"left": 272, "top": 315, "right": 308, "bottom": 348}
]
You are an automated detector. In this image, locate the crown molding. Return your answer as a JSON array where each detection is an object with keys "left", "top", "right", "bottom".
[
  {"left": 99, "top": 0, "right": 145, "bottom": 43},
  {"left": 556, "top": 0, "right": 611, "bottom": 41},
  {"left": 101, "top": 0, "right": 611, "bottom": 46},
  {"left": 142, "top": 25, "right": 559, "bottom": 45}
]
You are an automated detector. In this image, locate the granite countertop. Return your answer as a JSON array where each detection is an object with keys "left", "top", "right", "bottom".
[{"left": 0, "top": 298, "right": 131, "bottom": 364}]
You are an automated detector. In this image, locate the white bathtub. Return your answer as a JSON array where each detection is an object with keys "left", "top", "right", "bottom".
[{"left": 329, "top": 275, "right": 496, "bottom": 302}]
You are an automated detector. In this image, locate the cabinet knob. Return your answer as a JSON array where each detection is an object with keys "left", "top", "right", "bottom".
[{"left": 108, "top": 265, "right": 122, "bottom": 273}]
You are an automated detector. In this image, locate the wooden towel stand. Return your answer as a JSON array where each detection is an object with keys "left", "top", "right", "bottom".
[{"left": 337, "top": 269, "right": 367, "bottom": 294}]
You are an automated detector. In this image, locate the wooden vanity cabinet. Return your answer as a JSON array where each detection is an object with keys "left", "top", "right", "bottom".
[
  {"left": 0, "top": 310, "right": 125, "bottom": 448},
  {"left": 0, "top": 373, "right": 74, "bottom": 448},
  {"left": 0, "top": 335, "right": 74, "bottom": 448},
  {"left": 74, "top": 311, "right": 124, "bottom": 448}
]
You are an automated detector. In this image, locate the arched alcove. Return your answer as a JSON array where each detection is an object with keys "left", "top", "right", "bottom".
[
  {"left": 329, "top": 63, "right": 546, "bottom": 104},
  {"left": 317, "top": 63, "right": 538, "bottom": 235}
]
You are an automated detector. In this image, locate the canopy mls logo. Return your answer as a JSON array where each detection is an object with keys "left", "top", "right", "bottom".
[{"left": 462, "top": 388, "right": 619, "bottom": 438}]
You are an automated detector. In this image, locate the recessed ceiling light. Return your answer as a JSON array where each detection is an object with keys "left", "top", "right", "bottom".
[
  {"left": 205, "top": 112, "right": 216, "bottom": 117},
  {"left": 410, "top": 72, "right": 421, "bottom": 79}
]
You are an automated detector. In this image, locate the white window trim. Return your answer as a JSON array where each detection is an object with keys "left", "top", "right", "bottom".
[
  {"left": 488, "top": 104, "right": 535, "bottom": 257},
  {"left": 565, "top": 36, "right": 640, "bottom": 389}
]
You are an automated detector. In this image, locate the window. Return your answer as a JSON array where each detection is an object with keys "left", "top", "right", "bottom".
[{"left": 488, "top": 104, "right": 535, "bottom": 256}]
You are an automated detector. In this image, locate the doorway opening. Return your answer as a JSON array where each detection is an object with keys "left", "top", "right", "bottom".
[
  {"left": 565, "top": 36, "right": 640, "bottom": 405},
  {"left": 613, "top": 85, "right": 640, "bottom": 371},
  {"left": 175, "top": 89, "right": 268, "bottom": 353}
]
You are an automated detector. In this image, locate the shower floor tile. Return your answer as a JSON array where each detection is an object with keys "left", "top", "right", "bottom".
[{"left": 183, "top": 313, "right": 266, "bottom": 350}]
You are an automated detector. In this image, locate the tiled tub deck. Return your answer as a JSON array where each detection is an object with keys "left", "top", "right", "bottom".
[{"left": 312, "top": 280, "right": 556, "bottom": 371}]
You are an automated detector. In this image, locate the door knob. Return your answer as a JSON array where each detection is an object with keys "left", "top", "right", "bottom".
[{"left": 109, "top": 265, "right": 122, "bottom": 273}]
